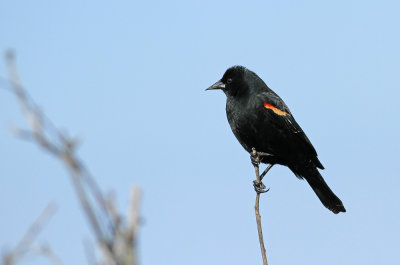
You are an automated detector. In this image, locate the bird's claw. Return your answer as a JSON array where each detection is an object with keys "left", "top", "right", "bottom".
[{"left": 253, "top": 180, "right": 270, "bottom": 194}]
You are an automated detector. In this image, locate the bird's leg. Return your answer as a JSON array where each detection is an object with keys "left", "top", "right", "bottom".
[
  {"left": 250, "top": 148, "right": 261, "bottom": 167},
  {"left": 260, "top": 164, "right": 274, "bottom": 182},
  {"left": 251, "top": 148, "right": 271, "bottom": 194}
]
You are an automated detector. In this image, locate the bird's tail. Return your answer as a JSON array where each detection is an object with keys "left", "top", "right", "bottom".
[{"left": 293, "top": 164, "right": 346, "bottom": 214}]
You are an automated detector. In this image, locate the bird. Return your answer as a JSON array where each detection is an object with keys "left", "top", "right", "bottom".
[{"left": 206, "top": 65, "right": 345, "bottom": 214}]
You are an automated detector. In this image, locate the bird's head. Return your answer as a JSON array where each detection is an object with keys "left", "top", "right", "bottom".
[{"left": 206, "top": 65, "right": 266, "bottom": 97}]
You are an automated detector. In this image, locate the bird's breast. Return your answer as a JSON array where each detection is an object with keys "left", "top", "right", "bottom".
[{"left": 226, "top": 98, "right": 261, "bottom": 153}]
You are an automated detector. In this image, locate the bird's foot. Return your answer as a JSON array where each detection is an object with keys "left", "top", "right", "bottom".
[
  {"left": 251, "top": 148, "right": 261, "bottom": 166},
  {"left": 253, "top": 180, "right": 270, "bottom": 194},
  {"left": 251, "top": 147, "right": 273, "bottom": 166}
]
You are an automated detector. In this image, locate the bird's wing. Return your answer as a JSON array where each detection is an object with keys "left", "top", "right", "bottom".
[{"left": 258, "top": 91, "right": 324, "bottom": 169}]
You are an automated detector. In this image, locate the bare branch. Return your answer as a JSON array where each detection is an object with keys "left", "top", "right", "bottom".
[
  {"left": 254, "top": 195, "right": 268, "bottom": 265},
  {"left": 127, "top": 186, "right": 141, "bottom": 242},
  {"left": 2, "top": 203, "right": 57, "bottom": 265},
  {"left": 4, "top": 50, "right": 141, "bottom": 265},
  {"left": 251, "top": 148, "right": 273, "bottom": 265},
  {"left": 29, "top": 245, "right": 65, "bottom": 265}
]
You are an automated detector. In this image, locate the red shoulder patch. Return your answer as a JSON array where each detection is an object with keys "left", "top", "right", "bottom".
[{"left": 264, "top": 102, "right": 289, "bottom": 116}]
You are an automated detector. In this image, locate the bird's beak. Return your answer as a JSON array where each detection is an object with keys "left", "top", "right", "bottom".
[{"left": 206, "top": 80, "right": 225, "bottom": 91}]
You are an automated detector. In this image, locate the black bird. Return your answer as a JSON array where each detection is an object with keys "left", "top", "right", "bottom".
[{"left": 206, "top": 66, "right": 345, "bottom": 214}]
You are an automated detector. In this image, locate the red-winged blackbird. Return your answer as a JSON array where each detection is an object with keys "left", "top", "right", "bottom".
[{"left": 207, "top": 66, "right": 345, "bottom": 214}]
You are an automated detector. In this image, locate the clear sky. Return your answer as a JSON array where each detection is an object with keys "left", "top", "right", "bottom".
[{"left": 1, "top": 1, "right": 399, "bottom": 265}]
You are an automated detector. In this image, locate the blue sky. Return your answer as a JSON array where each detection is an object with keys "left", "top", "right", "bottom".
[{"left": 1, "top": 1, "right": 399, "bottom": 264}]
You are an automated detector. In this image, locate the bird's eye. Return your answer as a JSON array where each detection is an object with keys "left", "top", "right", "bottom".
[{"left": 226, "top": 78, "right": 233, "bottom": 84}]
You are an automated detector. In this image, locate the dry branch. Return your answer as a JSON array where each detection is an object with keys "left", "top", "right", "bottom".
[
  {"left": 251, "top": 148, "right": 274, "bottom": 265},
  {"left": 4, "top": 51, "right": 141, "bottom": 265},
  {"left": 1, "top": 203, "right": 59, "bottom": 265}
]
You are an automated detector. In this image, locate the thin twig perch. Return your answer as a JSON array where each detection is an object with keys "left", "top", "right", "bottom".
[{"left": 251, "top": 148, "right": 274, "bottom": 265}]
